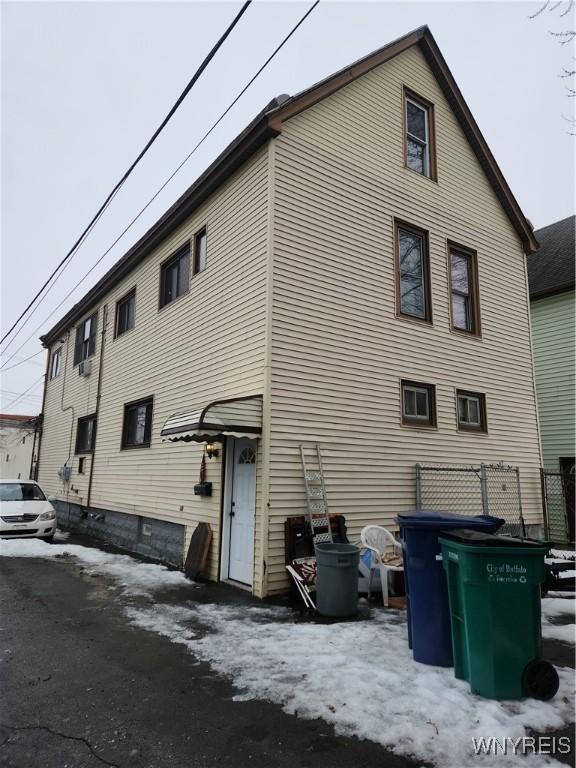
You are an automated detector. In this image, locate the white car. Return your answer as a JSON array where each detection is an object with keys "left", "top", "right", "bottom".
[{"left": 0, "top": 479, "right": 57, "bottom": 542}]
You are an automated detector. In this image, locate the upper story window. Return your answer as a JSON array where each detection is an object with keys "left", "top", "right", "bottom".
[
  {"left": 449, "top": 245, "right": 481, "bottom": 336},
  {"left": 115, "top": 288, "right": 136, "bottom": 337},
  {"left": 73, "top": 312, "right": 98, "bottom": 366},
  {"left": 50, "top": 348, "right": 62, "bottom": 379},
  {"left": 75, "top": 414, "right": 97, "bottom": 454},
  {"left": 456, "top": 390, "right": 487, "bottom": 433},
  {"left": 160, "top": 245, "right": 190, "bottom": 308},
  {"left": 193, "top": 227, "right": 207, "bottom": 275},
  {"left": 395, "top": 221, "right": 432, "bottom": 323},
  {"left": 401, "top": 380, "right": 436, "bottom": 428},
  {"left": 404, "top": 89, "right": 436, "bottom": 180},
  {"left": 121, "top": 397, "right": 153, "bottom": 449}
]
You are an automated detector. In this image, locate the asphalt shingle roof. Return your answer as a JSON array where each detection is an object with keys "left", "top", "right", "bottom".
[{"left": 527, "top": 215, "right": 575, "bottom": 299}]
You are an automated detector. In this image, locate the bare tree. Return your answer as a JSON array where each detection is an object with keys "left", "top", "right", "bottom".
[{"left": 529, "top": 0, "right": 576, "bottom": 131}]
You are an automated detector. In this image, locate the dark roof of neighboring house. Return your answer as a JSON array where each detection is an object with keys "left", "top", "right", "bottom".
[
  {"left": 527, "top": 215, "right": 575, "bottom": 300},
  {"left": 40, "top": 25, "right": 537, "bottom": 346}
]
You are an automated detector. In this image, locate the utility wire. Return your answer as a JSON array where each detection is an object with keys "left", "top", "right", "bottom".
[
  {"left": 0, "top": 350, "right": 44, "bottom": 372},
  {"left": 0, "top": 0, "right": 252, "bottom": 349},
  {"left": 2, "top": 375, "right": 45, "bottom": 411},
  {"left": 0, "top": 1, "right": 320, "bottom": 372}
]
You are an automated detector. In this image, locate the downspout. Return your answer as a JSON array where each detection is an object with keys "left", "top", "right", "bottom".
[
  {"left": 33, "top": 349, "right": 51, "bottom": 481},
  {"left": 259, "top": 139, "right": 276, "bottom": 597},
  {"left": 86, "top": 304, "right": 107, "bottom": 508}
]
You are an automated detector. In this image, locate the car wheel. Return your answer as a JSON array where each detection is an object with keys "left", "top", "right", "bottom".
[{"left": 42, "top": 534, "right": 55, "bottom": 544}]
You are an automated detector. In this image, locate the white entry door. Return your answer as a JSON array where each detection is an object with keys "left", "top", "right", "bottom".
[{"left": 228, "top": 438, "right": 256, "bottom": 585}]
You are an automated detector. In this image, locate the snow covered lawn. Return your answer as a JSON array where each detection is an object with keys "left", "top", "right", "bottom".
[{"left": 1, "top": 537, "right": 574, "bottom": 767}]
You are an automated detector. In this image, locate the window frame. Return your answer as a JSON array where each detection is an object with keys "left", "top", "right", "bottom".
[
  {"left": 75, "top": 414, "right": 97, "bottom": 454},
  {"left": 447, "top": 242, "right": 481, "bottom": 337},
  {"left": 121, "top": 396, "right": 154, "bottom": 450},
  {"left": 49, "top": 347, "right": 62, "bottom": 379},
  {"left": 114, "top": 287, "right": 136, "bottom": 338},
  {"left": 159, "top": 244, "right": 190, "bottom": 309},
  {"left": 401, "top": 380, "right": 437, "bottom": 428},
  {"left": 394, "top": 219, "right": 433, "bottom": 324},
  {"left": 193, "top": 226, "right": 207, "bottom": 276},
  {"left": 403, "top": 87, "right": 437, "bottom": 181},
  {"left": 456, "top": 390, "right": 487, "bottom": 433},
  {"left": 73, "top": 312, "right": 98, "bottom": 366}
]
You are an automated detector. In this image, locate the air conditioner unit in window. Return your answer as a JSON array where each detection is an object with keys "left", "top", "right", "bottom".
[{"left": 79, "top": 360, "right": 92, "bottom": 377}]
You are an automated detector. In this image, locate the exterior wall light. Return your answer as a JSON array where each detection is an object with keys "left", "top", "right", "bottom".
[{"left": 205, "top": 442, "right": 220, "bottom": 459}]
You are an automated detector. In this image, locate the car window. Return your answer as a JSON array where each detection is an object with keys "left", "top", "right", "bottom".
[{"left": 0, "top": 483, "right": 46, "bottom": 502}]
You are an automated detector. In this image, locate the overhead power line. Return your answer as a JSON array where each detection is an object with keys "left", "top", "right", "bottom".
[
  {"left": 1, "top": 375, "right": 45, "bottom": 411},
  {"left": 0, "top": 0, "right": 252, "bottom": 349},
  {"left": 0, "top": 350, "right": 44, "bottom": 373},
  {"left": 0, "top": 1, "right": 320, "bottom": 372}
]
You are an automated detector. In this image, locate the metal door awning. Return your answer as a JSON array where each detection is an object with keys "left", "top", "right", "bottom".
[{"left": 161, "top": 395, "right": 262, "bottom": 443}]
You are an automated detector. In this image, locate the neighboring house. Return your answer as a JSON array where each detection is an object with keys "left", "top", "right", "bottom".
[
  {"left": 527, "top": 214, "right": 575, "bottom": 541},
  {"left": 0, "top": 414, "right": 38, "bottom": 480},
  {"left": 37, "top": 26, "right": 543, "bottom": 597}
]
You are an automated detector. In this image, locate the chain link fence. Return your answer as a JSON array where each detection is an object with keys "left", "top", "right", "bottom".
[
  {"left": 541, "top": 470, "right": 572, "bottom": 544},
  {"left": 416, "top": 463, "right": 526, "bottom": 537}
]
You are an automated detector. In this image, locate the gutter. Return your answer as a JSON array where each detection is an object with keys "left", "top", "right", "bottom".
[{"left": 41, "top": 113, "right": 280, "bottom": 347}]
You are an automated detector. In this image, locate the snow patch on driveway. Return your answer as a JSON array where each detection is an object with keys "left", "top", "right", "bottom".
[
  {"left": 2, "top": 538, "right": 574, "bottom": 767},
  {"left": 125, "top": 601, "right": 575, "bottom": 768},
  {"left": 0, "top": 537, "right": 194, "bottom": 597}
]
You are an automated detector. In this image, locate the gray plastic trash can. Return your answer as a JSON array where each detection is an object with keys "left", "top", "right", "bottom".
[{"left": 315, "top": 543, "right": 360, "bottom": 618}]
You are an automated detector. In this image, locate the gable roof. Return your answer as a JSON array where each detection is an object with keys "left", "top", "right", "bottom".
[
  {"left": 527, "top": 215, "right": 575, "bottom": 300},
  {"left": 41, "top": 25, "right": 537, "bottom": 346}
]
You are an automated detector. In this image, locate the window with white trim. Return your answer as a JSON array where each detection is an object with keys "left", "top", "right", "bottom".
[
  {"left": 401, "top": 380, "right": 436, "bottom": 427},
  {"left": 456, "top": 390, "right": 487, "bottom": 432},
  {"left": 50, "top": 348, "right": 62, "bottom": 379}
]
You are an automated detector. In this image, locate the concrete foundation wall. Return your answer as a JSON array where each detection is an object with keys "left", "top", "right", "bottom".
[{"left": 54, "top": 500, "right": 185, "bottom": 567}]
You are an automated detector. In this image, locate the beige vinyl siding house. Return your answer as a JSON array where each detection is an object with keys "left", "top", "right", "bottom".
[{"left": 37, "top": 27, "right": 542, "bottom": 598}]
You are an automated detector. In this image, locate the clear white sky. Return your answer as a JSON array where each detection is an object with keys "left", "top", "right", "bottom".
[{"left": 1, "top": 0, "right": 574, "bottom": 412}]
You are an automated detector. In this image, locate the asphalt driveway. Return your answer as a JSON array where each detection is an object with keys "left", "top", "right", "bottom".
[{"left": 0, "top": 550, "right": 418, "bottom": 768}]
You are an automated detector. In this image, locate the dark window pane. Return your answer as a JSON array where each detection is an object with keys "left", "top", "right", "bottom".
[
  {"left": 415, "top": 390, "right": 429, "bottom": 417},
  {"left": 458, "top": 396, "right": 468, "bottom": 423},
  {"left": 122, "top": 399, "right": 153, "bottom": 448},
  {"left": 452, "top": 294, "right": 469, "bottom": 330},
  {"left": 116, "top": 292, "right": 135, "bottom": 336},
  {"left": 407, "top": 100, "right": 427, "bottom": 140},
  {"left": 404, "top": 389, "right": 416, "bottom": 416},
  {"left": 406, "top": 138, "right": 425, "bottom": 174},
  {"left": 161, "top": 247, "right": 190, "bottom": 307},
  {"left": 451, "top": 254, "right": 469, "bottom": 294},
  {"left": 468, "top": 398, "right": 480, "bottom": 424},
  {"left": 76, "top": 416, "right": 96, "bottom": 453},
  {"left": 399, "top": 229, "right": 425, "bottom": 318}
]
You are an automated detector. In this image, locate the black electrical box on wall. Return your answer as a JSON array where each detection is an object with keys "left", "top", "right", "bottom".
[{"left": 194, "top": 482, "right": 213, "bottom": 497}]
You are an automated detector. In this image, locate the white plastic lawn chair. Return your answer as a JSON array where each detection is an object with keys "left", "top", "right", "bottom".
[{"left": 360, "top": 525, "right": 404, "bottom": 607}]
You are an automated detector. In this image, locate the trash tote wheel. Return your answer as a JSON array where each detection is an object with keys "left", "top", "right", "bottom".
[{"left": 522, "top": 659, "right": 560, "bottom": 700}]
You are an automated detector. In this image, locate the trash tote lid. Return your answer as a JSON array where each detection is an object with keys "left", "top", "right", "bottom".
[
  {"left": 395, "top": 510, "right": 505, "bottom": 531},
  {"left": 439, "top": 529, "right": 544, "bottom": 548}
]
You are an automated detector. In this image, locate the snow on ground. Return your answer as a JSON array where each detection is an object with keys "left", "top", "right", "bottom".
[
  {"left": 0, "top": 537, "right": 194, "bottom": 597},
  {"left": 1, "top": 538, "right": 574, "bottom": 767},
  {"left": 126, "top": 601, "right": 575, "bottom": 768},
  {"left": 541, "top": 597, "right": 576, "bottom": 644}
]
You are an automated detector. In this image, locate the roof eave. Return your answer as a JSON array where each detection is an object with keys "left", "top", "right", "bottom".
[{"left": 41, "top": 114, "right": 280, "bottom": 346}]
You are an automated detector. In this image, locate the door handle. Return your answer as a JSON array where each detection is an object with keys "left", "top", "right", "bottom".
[{"left": 230, "top": 501, "right": 235, "bottom": 517}]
